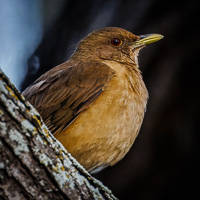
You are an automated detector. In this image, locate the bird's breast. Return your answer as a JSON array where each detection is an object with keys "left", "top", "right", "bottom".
[{"left": 56, "top": 61, "right": 148, "bottom": 170}]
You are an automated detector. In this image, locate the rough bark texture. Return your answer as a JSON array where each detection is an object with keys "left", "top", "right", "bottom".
[{"left": 0, "top": 70, "right": 117, "bottom": 200}]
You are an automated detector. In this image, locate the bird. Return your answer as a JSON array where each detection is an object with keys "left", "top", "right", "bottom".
[{"left": 23, "top": 27, "right": 163, "bottom": 174}]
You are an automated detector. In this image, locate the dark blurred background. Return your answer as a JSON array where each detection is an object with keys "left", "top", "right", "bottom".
[{"left": 0, "top": 0, "right": 199, "bottom": 199}]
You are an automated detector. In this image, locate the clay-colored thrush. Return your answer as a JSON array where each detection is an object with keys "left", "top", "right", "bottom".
[{"left": 23, "top": 27, "right": 163, "bottom": 173}]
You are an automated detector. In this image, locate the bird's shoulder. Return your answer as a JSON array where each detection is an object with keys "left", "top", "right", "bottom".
[{"left": 23, "top": 60, "right": 114, "bottom": 96}]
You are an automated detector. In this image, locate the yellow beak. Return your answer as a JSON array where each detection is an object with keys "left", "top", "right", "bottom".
[{"left": 135, "top": 34, "right": 164, "bottom": 47}]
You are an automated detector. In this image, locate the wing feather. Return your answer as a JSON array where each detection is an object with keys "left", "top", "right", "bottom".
[{"left": 23, "top": 60, "right": 115, "bottom": 135}]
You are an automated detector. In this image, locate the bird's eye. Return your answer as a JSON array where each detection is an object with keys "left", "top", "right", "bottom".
[{"left": 111, "top": 38, "right": 122, "bottom": 46}]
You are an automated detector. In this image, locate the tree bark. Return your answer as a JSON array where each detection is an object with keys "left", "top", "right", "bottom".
[{"left": 0, "top": 70, "right": 117, "bottom": 200}]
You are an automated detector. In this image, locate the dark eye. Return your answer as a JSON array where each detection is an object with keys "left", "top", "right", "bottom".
[{"left": 111, "top": 38, "right": 122, "bottom": 46}]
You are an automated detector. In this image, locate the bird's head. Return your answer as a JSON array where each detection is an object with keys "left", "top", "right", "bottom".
[{"left": 74, "top": 27, "right": 163, "bottom": 66}]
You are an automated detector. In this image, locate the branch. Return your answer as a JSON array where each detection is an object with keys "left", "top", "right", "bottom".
[{"left": 0, "top": 70, "right": 118, "bottom": 200}]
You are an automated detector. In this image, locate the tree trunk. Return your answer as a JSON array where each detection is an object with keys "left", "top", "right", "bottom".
[{"left": 0, "top": 70, "right": 117, "bottom": 200}]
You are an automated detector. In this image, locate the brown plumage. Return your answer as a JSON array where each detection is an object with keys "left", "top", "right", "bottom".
[{"left": 23, "top": 27, "right": 163, "bottom": 173}]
